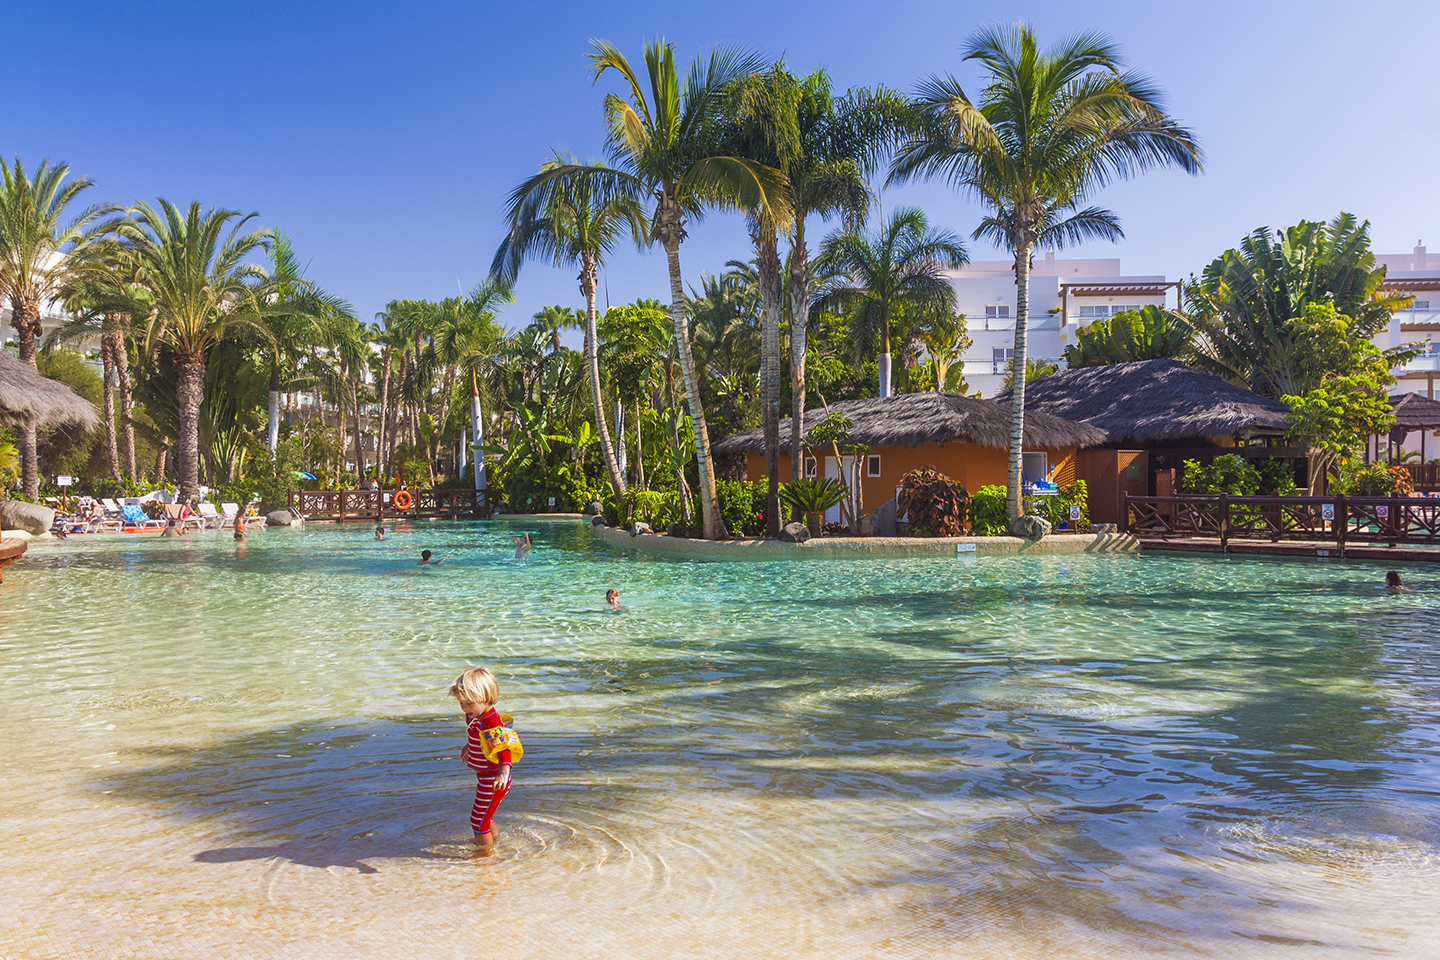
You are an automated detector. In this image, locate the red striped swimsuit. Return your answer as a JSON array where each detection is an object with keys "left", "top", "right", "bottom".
[{"left": 466, "top": 708, "right": 512, "bottom": 835}]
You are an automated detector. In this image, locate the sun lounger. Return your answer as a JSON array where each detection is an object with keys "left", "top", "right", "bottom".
[
  {"left": 101, "top": 498, "right": 122, "bottom": 517},
  {"left": 164, "top": 503, "right": 205, "bottom": 532},
  {"left": 220, "top": 503, "right": 241, "bottom": 528},
  {"left": 120, "top": 504, "right": 165, "bottom": 531},
  {"left": 197, "top": 503, "right": 223, "bottom": 528}
]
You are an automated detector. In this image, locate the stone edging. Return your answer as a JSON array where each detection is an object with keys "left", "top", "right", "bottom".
[{"left": 588, "top": 523, "right": 1141, "bottom": 561}]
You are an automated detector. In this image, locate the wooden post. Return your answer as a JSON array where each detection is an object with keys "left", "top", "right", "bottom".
[
  {"left": 1120, "top": 491, "right": 1128, "bottom": 534},
  {"left": 1220, "top": 493, "right": 1229, "bottom": 553},
  {"left": 1335, "top": 494, "right": 1346, "bottom": 558},
  {"left": 1389, "top": 496, "right": 1399, "bottom": 548},
  {"left": 339, "top": 489, "right": 346, "bottom": 524}
]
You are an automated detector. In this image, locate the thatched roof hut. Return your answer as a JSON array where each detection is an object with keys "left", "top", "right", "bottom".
[
  {"left": 1388, "top": 392, "right": 1440, "bottom": 431},
  {"left": 1012, "top": 359, "right": 1289, "bottom": 446},
  {"left": 714, "top": 392, "right": 1105, "bottom": 454},
  {"left": 0, "top": 350, "right": 99, "bottom": 430}
]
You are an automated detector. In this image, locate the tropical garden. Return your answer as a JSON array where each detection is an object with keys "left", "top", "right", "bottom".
[{"left": 1, "top": 25, "right": 1429, "bottom": 535}]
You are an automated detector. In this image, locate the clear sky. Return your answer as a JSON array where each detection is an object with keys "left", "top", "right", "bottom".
[{"left": 10, "top": 0, "right": 1438, "bottom": 339}]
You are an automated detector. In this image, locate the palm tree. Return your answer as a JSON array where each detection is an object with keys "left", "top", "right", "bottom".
[
  {"left": 777, "top": 76, "right": 904, "bottom": 485},
  {"left": 576, "top": 39, "right": 787, "bottom": 539},
  {"left": 493, "top": 154, "right": 646, "bottom": 502},
  {"left": 890, "top": 24, "right": 1202, "bottom": 520},
  {"left": 0, "top": 157, "right": 119, "bottom": 498},
  {"left": 435, "top": 279, "right": 512, "bottom": 490},
  {"left": 118, "top": 199, "right": 273, "bottom": 502},
  {"left": 815, "top": 206, "right": 967, "bottom": 397}
]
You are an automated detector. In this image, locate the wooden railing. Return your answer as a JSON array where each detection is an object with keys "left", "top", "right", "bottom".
[
  {"left": 287, "top": 488, "right": 490, "bottom": 521},
  {"left": 1122, "top": 493, "right": 1440, "bottom": 549},
  {"left": 1405, "top": 462, "right": 1440, "bottom": 492}
]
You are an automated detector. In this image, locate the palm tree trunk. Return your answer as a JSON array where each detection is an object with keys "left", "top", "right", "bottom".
[
  {"left": 10, "top": 298, "right": 42, "bottom": 500},
  {"left": 100, "top": 328, "right": 121, "bottom": 482},
  {"left": 377, "top": 345, "right": 392, "bottom": 479},
  {"left": 1006, "top": 242, "right": 1034, "bottom": 521},
  {"left": 116, "top": 315, "right": 136, "bottom": 478},
  {"left": 351, "top": 378, "right": 367, "bottom": 478},
  {"left": 266, "top": 360, "right": 281, "bottom": 452},
  {"left": 878, "top": 309, "right": 893, "bottom": 399},
  {"left": 758, "top": 229, "right": 783, "bottom": 539},
  {"left": 174, "top": 350, "right": 206, "bottom": 503},
  {"left": 155, "top": 445, "right": 167, "bottom": 484},
  {"left": 658, "top": 206, "right": 728, "bottom": 539},
  {"left": 581, "top": 254, "right": 626, "bottom": 501},
  {"left": 635, "top": 398, "right": 646, "bottom": 491},
  {"left": 789, "top": 217, "right": 811, "bottom": 494}
]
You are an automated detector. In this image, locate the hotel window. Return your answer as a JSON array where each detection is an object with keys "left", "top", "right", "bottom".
[
  {"left": 985, "top": 304, "right": 1011, "bottom": 318},
  {"left": 1413, "top": 300, "right": 1431, "bottom": 310},
  {"left": 867, "top": 455, "right": 882, "bottom": 477},
  {"left": 1078, "top": 305, "right": 1109, "bottom": 318},
  {"left": 804, "top": 456, "right": 817, "bottom": 478},
  {"left": 992, "top": 346, "right": 1013, "bottom": 374}
]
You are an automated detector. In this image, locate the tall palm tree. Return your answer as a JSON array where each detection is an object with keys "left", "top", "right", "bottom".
[
  {"left": 493, "top": 154, "right": 645, "bottom": 501},
  {"left": 561, "top": 39, "right": 786, "bottom": 539},
  {"left": 435, "top": 279, "right": 512, "bottom": 490},
  {"left": 890, "top": 24, "right": 1202, "bottom": 521},
  {"left": 815, "top": 206, "right": 967, "bottom": 397},
  {"left": 119, "top": 199, "right": 273, "bottom": 502},
  {"left": 0, "top": 157, "right": 119, "bottom": 498},
  {"left": 777, "top": 76, "right": 904, "bottom": 485}
]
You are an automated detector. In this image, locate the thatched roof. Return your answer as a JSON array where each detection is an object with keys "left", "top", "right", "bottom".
[
  {"left": 714, "top": 392, "right": 1105, "bottom": 454},
  {"left": 1011, "top": 359, "right": 1290, "bottom": 445},
  {"left": 1389, "top": 392, "right": 1440, "bottom": 430},
  {"left": 0, "top": 350, "right": 99, "bottom": 430}
]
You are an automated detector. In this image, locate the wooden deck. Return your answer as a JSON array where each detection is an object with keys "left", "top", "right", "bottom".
[{"left": 288, "top": 488, "right": 490, "bottom": 522}]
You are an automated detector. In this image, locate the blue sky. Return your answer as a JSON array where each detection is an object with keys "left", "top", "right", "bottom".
[{"left": 10, "top": 1, "right": 1439, "bottom": 339}]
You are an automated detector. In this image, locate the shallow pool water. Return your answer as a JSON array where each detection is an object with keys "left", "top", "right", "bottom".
[{"left": 2, "top": 520, "right": 1438, "bottom": 959}]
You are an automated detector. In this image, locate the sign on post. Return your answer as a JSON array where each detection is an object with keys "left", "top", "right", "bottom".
[
  {"left": 56, "top": 476, "right": 73, "bottom": 486},
  {"left": 1069, "top": 505, "right": 1082, "bottom": 521},
  {"left": 1321, "top": 503, "right": 1335, "bottom": 521},
  {"left": 548, "top": 497, "right": 556, "bottom": 507},
  {"left": 1377, "top": 505, "right": 1390, "bottom": 519}
]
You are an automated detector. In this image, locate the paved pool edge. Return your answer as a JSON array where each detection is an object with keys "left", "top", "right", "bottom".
[{"left": 589, "top": 524, "right": 1141, "bottom": 561}]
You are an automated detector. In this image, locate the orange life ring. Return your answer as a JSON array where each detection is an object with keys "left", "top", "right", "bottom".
[{"left": 393, "top": 491, "right": 413, "bottom": 510}]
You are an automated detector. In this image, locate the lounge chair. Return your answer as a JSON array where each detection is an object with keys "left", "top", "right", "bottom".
[
  {"left": 220, "top": 503, "right": 242, "bottom": 528},
  {"left": 100, "top": 498, "right": 122, "bottom": 517},
  {"left": 120, "top": 504, "right": 165, "bottom": 531},
  {"left": 164, "top": 503, "right": 206, "bottom": 532},
  {"left": 197, "top": 503, "right": 223, "bottom": 528}
]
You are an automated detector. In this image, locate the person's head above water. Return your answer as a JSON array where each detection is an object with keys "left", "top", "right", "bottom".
[
  {"left": 421, "top": 550, "right": 432, "bottom": 561},
  {"left": 1387, "top": 570, "right": 1403, "bottom": 588},
  {"left": 606, "top": 589, "right": 619, "bottom": 604}
]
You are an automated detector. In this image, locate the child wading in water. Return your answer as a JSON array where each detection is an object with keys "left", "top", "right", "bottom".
[{"left": 449, "top": 667, "right": 521, "bottom": 857}]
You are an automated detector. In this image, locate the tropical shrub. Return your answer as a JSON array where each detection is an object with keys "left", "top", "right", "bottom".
[
  {"left": 969, "top": 485, "right": 1009, "bottom": 536},
  {"left": 492, "top": 461, "right": 602, "bottom": 512},
  {"left": 1336, "top": 462, "right": 1414, "bottom": 497},
  {"left": 716, "top": 479, "right": 766, "bottom": 537},
  {"left": 778, "top": 478, "right": 847, "bottom": 515},
  {"left": 1254, "top": 458, "right": 1298, "bottom": 496},
  {"left": 1181, "top": 454, "right": 1261, "bottom": 496},
  {"left": 1040, "top": 480, "right": 1089, "bottom": 529},
  {"left": 895, "top": 467, "right": 969, "bottom": 537}
]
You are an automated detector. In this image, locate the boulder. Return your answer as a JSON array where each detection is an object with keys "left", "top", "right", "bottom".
[
  {"left": 666, "top": 521, "right": 689, "bottom": 538},
  {"left": 590, "top": 514, "right": 608, "bottom": 527},
  {"left": 630, "top": 521, "right": 652, "bottom": 537},
  {"left": 870, "top": 498, "right": 898, "bottom": 537},
  {"left": 584, "top": 500, "right": 604, "bottom": 516},
  {"left": 265, "top": 510, "right": 294, "bottom": 527},
  {"left": 779, "top": 521, "right": 810, "bottom": 543},
  {"left": 0, "top": 501, "right": 54, "bottom": 537},
  {"left": 1009, "top": 514, "right": 1052, "bottom": 541}
]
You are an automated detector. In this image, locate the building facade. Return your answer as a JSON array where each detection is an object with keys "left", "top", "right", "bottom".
[
  {"left": 1373, "top": 245, "right": 1439, "bottom": 459},
  {"left": 940, "top": 254, "right": 1179, "bottom": 399}
]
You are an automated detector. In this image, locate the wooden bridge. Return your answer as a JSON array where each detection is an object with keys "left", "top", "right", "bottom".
[
  {"left": 1122, "top": 493, "right": 1440, "bottom": 559},
  {"left": 288, "top": 488, "right": 490, "bottom": 522}
]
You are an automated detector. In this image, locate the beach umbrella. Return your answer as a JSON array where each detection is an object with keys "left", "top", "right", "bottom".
[{"left": 0, "top": 349, "right": 99, "bottom": 430}]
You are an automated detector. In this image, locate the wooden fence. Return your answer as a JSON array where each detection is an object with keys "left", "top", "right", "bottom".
[
  {"left": 1405, "top": 463, "right": 1440, "bottom": 493},
  {"left": 1121, "top": 493, "right": 1440, "bottom": 550},
  {"left": 288, "top": 488, "right": 490, "bottom": 521}
]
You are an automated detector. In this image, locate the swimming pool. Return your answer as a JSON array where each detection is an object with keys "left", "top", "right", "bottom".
[{"left": 1, "top": 521, "right": 1437, "bottom": 958}]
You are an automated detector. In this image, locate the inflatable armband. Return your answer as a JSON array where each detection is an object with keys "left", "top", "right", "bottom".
[{"left": 480, "top": 723, "right": 523, "bottom": 764}]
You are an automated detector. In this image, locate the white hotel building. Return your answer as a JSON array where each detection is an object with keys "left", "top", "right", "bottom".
[{"left": 941, "top": 252, "right": 1179, "bottom": 399}]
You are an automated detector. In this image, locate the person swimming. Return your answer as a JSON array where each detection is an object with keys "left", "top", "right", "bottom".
[
  {"left": 512, "top": 533, "right": 533, "bottom": 560},
  {"left": 418, "top": 549, "right": 450, "bottom": 565},
  {"left": 375, "top": 523, "right": 385, "bottom": 540},
  {"left": 1386, "top": 570, "right": 1415, "bottom": 593},
  {"left": 605, "top": 589, "right": 624, "bottom": 610}
]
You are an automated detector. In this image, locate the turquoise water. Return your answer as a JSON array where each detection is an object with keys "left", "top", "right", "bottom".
[{"left": 2, "top": 521, "right": 1438, "bottom": 958}]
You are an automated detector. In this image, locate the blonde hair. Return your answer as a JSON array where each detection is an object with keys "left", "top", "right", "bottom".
[{"left": 449, "top": 667, "right": 499, "bottom": 706}]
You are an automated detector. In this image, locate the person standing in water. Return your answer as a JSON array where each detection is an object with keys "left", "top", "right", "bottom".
[
  {"left": 1386, "top": 571, "right": 1415, "bottom": 593},
  {"left": 512, "top": 532, "right": 533, "bottom": 559},
  {"left": 375, "top": 522, "right": 385, "bottom": 540},
  {"left": 449, "top": 667, "right": 520, "bottom": 858}
]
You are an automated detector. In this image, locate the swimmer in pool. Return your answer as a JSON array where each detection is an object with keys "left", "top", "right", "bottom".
[
  {"left": 418, "top": 549, "right": 450, "bottom": 565},
  {"left": 375, "top": 523, "right": 385, "bottom": 540},
  {"left": 512, "top": 532, "right": 533, "bottom": 560},
  {"left": 605, "top": 589, "right": 625, "bottom": 610},
  {"left": 1386, "top": 570, "right": 1415, "bottom": 593}
]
